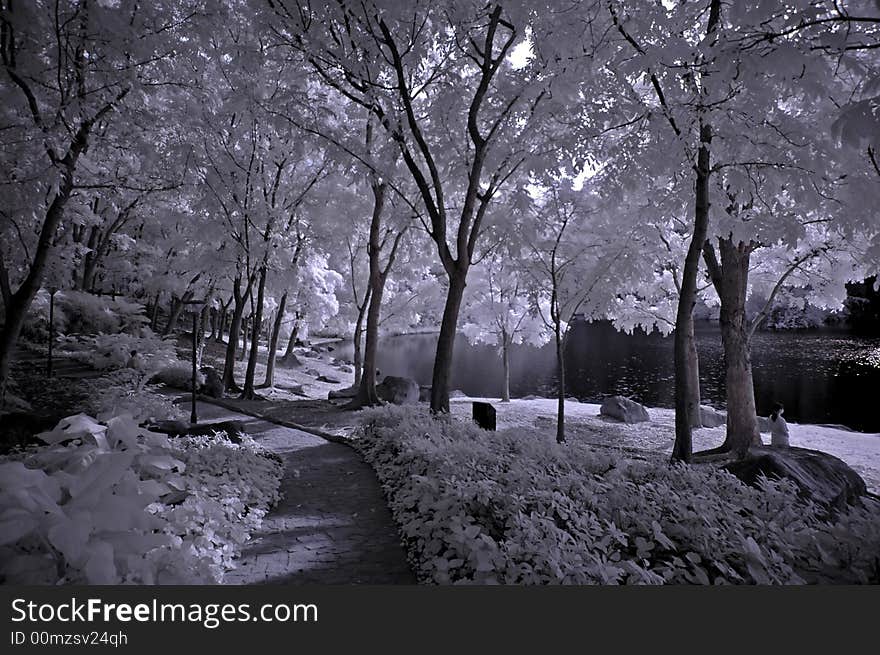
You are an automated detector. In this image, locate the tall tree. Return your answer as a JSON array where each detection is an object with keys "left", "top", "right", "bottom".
[{"left": 268, "top": 0, "right": 579, "bottom": 412}]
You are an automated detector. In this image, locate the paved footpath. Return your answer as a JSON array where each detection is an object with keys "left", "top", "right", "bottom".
[{"left": 193, "top": 402, "right": 416, "bottom": 584}]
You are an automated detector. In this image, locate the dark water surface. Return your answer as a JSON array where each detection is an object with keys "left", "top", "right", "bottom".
[{"left": 336, "top": 321, "right": 880, "bottom": 432}]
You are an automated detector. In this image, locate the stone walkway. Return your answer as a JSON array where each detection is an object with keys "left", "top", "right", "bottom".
[{"left": 192, "top": 402, "right": 416, "bottom": 584}]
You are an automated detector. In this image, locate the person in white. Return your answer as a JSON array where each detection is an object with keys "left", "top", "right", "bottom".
[{"left": 769, "top": 402, "right": 790, "bottom": 447}]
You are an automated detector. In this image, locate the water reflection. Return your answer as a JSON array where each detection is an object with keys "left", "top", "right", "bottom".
[{"left": 335, "top": 321, "right": 880, "bottom": 432}]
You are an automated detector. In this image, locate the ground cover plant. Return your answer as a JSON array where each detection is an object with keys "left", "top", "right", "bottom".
[
  {"left": 0, "top": 413, "right": 283, "bottom": 584},
  {"left": 359, "top": 406, "right": 880, "bottom": 585}
]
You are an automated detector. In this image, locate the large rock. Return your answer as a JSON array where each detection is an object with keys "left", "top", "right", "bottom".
[
  {"left": 694, "top": 406, "right": 773, "bottom": 431},
  {"left": 699, "top": 405, "right": 727, "bottom": 428},
  {"left": 600, "top": 396, "right": 650, "bottom": 424},
  {"left": 199, "top": 366, "right": 223, "bottom": 398},
  {"left": 723, "top": 446, "right": 868, "bottom": 511},
  {"left": 376, "top": 376, "right": 419, "bottom": 405},
  {"left": 279, "top": 353, "right": 303, "bottom": 368}
]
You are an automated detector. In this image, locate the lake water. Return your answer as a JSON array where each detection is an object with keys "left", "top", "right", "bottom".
[{"left": 335, "top": 321, "right": 880, "bottom": 433}]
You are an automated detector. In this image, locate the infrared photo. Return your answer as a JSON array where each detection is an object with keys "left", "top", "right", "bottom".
[{"left": 2, "top": 0, "right": 880, "bottom": 590}]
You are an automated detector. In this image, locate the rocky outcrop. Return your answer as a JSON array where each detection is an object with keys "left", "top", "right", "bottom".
[
  {"left": 699, "top": 405, "right": 727, "bottom": 428},
  {"left": 723, "top": 446, "right": 868, "bottom": 511},
  {"left": 376, "top": 376, "right": 419, "bottom": 405},
  {"left": 599, "top": 396, "right": 650, "bottom": 424}
]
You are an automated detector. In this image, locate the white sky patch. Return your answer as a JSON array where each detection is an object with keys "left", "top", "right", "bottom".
[{"left": 509, "top": 27, "right": 533, "bottom": 70}]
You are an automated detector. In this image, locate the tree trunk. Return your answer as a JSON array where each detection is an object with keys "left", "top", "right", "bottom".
[
  {"left": 352, "top": 287, "right": 371, "bottom": 388},
  {"left": 0, "top": 297, "right": 28, "bottom": 406},
  {"left": 501, "top": 329, "right": 511, "bottom": 403},
  {"left": 686, "top": 319, "right": 703, "bottom": 428},
  {"left": 215, "top": 300, "right": 230, "bottom": 344},
  {"left": 717, "top": 238, "right": 761, "bottom": 456},
  {"left": 281, "top": 317, "right": 300, "bottom": 363},
  {"left": 163, "top": 296, "right": 186, "bottom": 336},
  {"left": 263, "top": 290, "right": 287, "bottom": 388},
  {"left": 671, "top": 120, "right": 713, "bottom": 463},
  {"left": 149, "top": 292, "right": 161, "bottom": 332},
  {"left": 555, "top": 323, "right": 566, "bottom": 443},
  {"left": 353, "top": 182, "right": 389, "bottom": 408},
  {"left": 239, "top": 316, "right": 249, "bottom": 362},
  {"left": 222, "top": 277, "right": 250, "bottom": 392},
  {"left": 208, "top": 307, "right": 217, "bottom": 341},
  {"left": 197, "top": 304, "right": 210, "bottom": 366},
  {"left": 353, "top": 282, "right": 384, "bottom": 407},
  {"left": 81, "top": 226, "right": 100, "bottom": 291},
  {"left": 429, "top": 270, "right": 468, "bottom": 414},
  {"left": 242, "top": 267, "right": 267, "bottom": 399}
]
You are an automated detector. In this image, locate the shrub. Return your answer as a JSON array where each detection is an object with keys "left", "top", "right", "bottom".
[
  {"left": 83, "top": 370, "right": 184, "bottom": 424},
  {"left": 59, "top": 330, "right": 179, "bottom": 372},
  {"left": 0, "top": 413, "right": 283, "bottom": 584},
  {"left": 22, "top": 290, "right": 147, "bottom": 340},
  {"left": 148, "top": 363, "right": 206, "bottom": 391},
  {"left": 358, "top": 406, "right": 880, "bottom": 585}
]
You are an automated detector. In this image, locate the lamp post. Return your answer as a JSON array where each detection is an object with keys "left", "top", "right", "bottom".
[{"left": 182, "top": 299, "right": 207, "bottom": 425}]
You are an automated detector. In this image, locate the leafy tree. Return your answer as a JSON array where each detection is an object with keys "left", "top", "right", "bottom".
[{"left": 0, "top": 0, "right": 200, "bottom": 403}]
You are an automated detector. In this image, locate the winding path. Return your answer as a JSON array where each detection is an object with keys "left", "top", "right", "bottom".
[{"left": 186, "top": 402, "right": 415, "bottom": 584}]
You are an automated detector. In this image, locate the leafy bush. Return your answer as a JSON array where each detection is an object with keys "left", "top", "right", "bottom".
[
  {"left": 358, "top": 406, "right": 880, "bottom": 585},
  {"left": 84, "top": 370, "right": 183, "bottom": 424},
  {"left": 148, "top": 363, "right": 206, "bottom": 391},
  {"left": 59, "top": 330, "right": 179, "bottom": 372},
  {"left": 0, "top": 413, "right": 283, "bottom": 584},
  {"left": 22, "top": 290, "right": 147, "bottom": 340}
]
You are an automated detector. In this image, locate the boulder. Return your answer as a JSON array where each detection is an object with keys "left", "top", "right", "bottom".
[
  {"left": 699, "top": 405, "right": 727, "bottom": 428},
  {"left": 449, "top": 389, "right": 467, "bottom": 398},
  {"left": 199, "top": 366, "right": 223, "bottom": 398},
  {"left": 723, "top": 446, "right": 868, "bottom": 511},
  {"left": 329, "top": 385, "right": 358, "bottom": 400},
  {"left": 376, "top": 376, "right": 419, "bottom": 405},
  {"left": 278, "top": 383, "right": 306, "bottom": 396},
  {"left": 305, "top": 368, "right": 321, "bottom": 377},
  {"left": 338, "top": 365, "right": 353, "bottom": 373},
  {"left": 692, "top": 407, "right": 779, "bottom": 432},
  {"left": 279, "top": 353, "right": 303, "bottom": 368},
  {"left": 317, "top": 374, "right": 341, "bottom": 384},
  {"left": 599, "top": 396, "right": 650, "bottom": 424}
]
